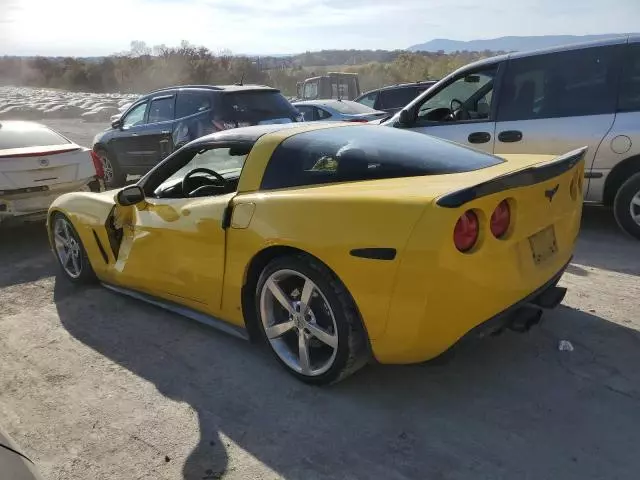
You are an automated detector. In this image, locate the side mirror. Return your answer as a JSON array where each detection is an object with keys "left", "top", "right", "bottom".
[
  {"left": 398, "top": 109, "right": 414, "bottom": 126},
  {"left": 116, "top": 185, "right": 145, "bottom": 206},
  {"left": 111, "top": 119, "right": 122, "bottom": 129}
]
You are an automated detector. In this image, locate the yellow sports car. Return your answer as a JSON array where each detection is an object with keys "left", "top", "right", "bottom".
[{"left": 47, "top": 123, "right": 586, "bottom": 384}]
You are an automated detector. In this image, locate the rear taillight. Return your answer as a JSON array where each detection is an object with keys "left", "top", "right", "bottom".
[
  {"left": 490, "top": 200, "right": 511, "bottom": 238},
  {"left": 454, "top": 210, "right": 479, "bottom": 252},
  {"left": 90, "top": 150, "right": 104, "bottom": 178}
]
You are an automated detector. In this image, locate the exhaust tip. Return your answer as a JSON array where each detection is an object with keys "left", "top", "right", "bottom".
[{"left": 509, "top": 306, "right": 543, "bottom": 333}]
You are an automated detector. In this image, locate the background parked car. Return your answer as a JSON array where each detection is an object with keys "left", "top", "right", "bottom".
[
  {"left": 355, "top": 81, "right": 437, "bottom": 115},
  {"left": 93, "top": 85, "right": 302, "bottom": 188},
  {"left": 0, "top": 121, "right": 103, "bottom": 225},
  {"left": 386, "top": 35, "right": 640, "bottom": 240},
  {"left": 293, "top": 99, "right": 387, "bottom": 122}
]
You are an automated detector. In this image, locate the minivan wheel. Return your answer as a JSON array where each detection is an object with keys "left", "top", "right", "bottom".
[
  {"left": 96, "top": 149, "right": 126, "bottom": 188},
  {"left": 256, "top": 254, "right": 369, "bottom": 385},
  {"left": 613, "top": 172, "right": 640, "bottom": 240}
]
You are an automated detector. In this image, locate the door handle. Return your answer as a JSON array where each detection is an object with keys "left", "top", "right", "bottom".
[
  {"left": 161, "top": 130, "right": 171, "bottom": 135},
  {"left": 468, "top": 132, "right": 491, "bottom": 144},
  {"left": 498, "top": 130, "right": 523, "bottom": 143}
]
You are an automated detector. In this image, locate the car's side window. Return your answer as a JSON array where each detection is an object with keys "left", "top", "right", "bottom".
[
  {"left": 416, "top": 67, "right": 497, "bottom": 123},
  {"left": 378, "top": 87, "right": 419, "bottom": 110},
  {"left": 148, "top": 95, "right": 175, "bottom": 124},
  {"left": 296, "top": 105, "right": 314, "bottom": 121},
  {"left": 122, "top": 102, "right": 148, "bottom": 129},
  {"left": 145, "top": 145, "right": 251, "bottom": 198},
  {"left": 357, "top": 92, "right": 377, "bottom": 108},
  {"left": 176, "top": 91, "right": 212, "bottom": 119},
  {"left": 315, "top": 107, "right": 332, "bottom": 120},
  {"left": 618, "top": 43, "right": 640, "bottom": 112},
  {"left": 497, "top": 45, "right": 620, "bottom": 122}
]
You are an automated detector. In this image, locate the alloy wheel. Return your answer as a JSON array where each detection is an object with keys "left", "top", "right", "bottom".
[
  {"left": 630, "top": 190, "right": 640, "bottom": 227},
  {"left": 260, "top": 269, "right": 339, "bottom": 376},
  {"left": 53, "top": 217, "right": 83, "bottom": 279}
]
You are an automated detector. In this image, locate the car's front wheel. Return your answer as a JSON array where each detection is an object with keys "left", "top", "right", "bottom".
[
  {"left": 256, "top": 254, "right": 369, "bottom": 385},
  {"left": 614, "top": 172, "right": 640, "bottom": 240},
  {"left": 51, "top": 213, "right": 97, "bottom": 284}
]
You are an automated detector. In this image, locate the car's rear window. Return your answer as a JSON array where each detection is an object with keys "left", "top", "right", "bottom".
[
  {"left": 216, "top": 91, "right": 299, "bottom": 123},
  {"left": 0, "top": 123, "right": 70, "bottom": 150},
  {"left": 329, "top": 101, "right": 377, "bottom": 114},
  {"left": 260, "top": 125, "right": 503, "bottom": 190}
]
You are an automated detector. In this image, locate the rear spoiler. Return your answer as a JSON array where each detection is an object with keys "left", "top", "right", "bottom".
[{"left": 436, "top": 146, "right": 588, "bottom": 208}]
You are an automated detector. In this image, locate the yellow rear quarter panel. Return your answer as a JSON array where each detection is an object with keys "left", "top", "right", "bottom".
[
  {"left": 375, "top": 159, "right": 584, "bottom": 364},
  {"left": 220, "top": 185, "right": 428, "bottom": 340}
]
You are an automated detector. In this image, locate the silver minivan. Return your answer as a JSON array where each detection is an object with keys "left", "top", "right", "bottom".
[{"left": 385, "top": 35, "right": 640, "bottom": 239}]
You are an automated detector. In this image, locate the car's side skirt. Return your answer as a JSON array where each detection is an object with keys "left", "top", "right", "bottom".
[{"left": 102, "top": 283, "right": 249, "bottom": 341}]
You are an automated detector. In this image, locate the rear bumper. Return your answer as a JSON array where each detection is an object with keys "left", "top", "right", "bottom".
[
  {"left": 371, "top": 258, "right": 572, "bottom": 365},
  {"left": 461, "top": 259, "right": 569, "bottom": 340},
  {"left": 0, "top": 178, "right": 103, "bottom": 223}
]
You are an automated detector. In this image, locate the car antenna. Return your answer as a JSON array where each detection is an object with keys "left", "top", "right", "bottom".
[{"left": 236, "top": 72, "right": 245, "bottom": 86}]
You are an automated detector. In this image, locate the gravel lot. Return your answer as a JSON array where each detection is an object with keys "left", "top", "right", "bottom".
[{"left": 1, "top": 121, "right": 640, "bottom": 480}]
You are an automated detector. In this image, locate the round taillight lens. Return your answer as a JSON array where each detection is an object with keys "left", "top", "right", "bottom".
[
  {"left": 454, "top": 210, "right": 479, "bottom": 252},
  {"left": 490, "top": 200, "right": 511, "bottom": 238}
]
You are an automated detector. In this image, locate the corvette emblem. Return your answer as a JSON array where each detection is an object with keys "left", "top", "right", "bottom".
[
  {"left": 545, "top": 184, "right": 559, "bottom": 202},
  {"left": 39, "top": 158, "right": 49, "bottom": 167}
]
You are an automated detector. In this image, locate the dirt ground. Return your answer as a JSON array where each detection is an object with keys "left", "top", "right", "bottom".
[{"left": 1, "top": 120, "right": 640, "bottom": 479}]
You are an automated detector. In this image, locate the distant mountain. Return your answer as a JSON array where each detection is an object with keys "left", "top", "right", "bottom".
[{"left": 407, "top": 34, "right": 634, "bottom": 53}]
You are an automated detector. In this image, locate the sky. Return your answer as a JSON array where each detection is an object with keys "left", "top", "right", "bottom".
[{"left": 1, "top": 0, "right": 639, "bottom": 56}]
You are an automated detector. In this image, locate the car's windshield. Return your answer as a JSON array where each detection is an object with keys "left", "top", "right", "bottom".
[
  {"left": 155, "top": 147, "right": 247, "bottom": 193},
  {"left": 216, "top": 91, "right": 299, "bottom": 123},
  {"left": 419, "top": 71, "right": 495, "bottom": 114},
  {"left": 0, "top": 123, "right": 70, "bottom": 149}
]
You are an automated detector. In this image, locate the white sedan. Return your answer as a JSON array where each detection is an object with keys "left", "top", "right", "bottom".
[{"left": 0, "top": 121, "right": 104, "bottom": 224}]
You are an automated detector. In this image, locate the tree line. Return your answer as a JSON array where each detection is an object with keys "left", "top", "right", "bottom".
[{"left": 0, "top": 41, "right": 501, "bottom": 97}]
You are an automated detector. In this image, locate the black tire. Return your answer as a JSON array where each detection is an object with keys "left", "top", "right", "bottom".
[
  {"left": 255, "top": 254, "right": 370, "bottom": 385},
  {"left": 96, "top": 148, "right": 126, "bottom": 188},
  {"left": 50, "top": 212, "right": 97, "bottom": 284},
  {"left": 613, "top": 172, "right": 640, "bottom": 240}
]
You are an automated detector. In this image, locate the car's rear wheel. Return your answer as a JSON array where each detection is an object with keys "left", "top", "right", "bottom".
[
  {"left": 614, "top": 172, "right": 640, "bottom": 240},
  {"left": 96, "top": 149, "right": 126, "bottom": 188},
  {"left": 52, "top": 213, "right": 97, "bottom": 284},
  {"left": 256, "top": 254, "right": 369, "bottom": 385}
]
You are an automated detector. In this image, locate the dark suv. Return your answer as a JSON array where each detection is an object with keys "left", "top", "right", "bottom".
[
  {"left": 354, "top": 81, "right": 437, "bottom": 115},
  {"left": 93, "top": 85, "right": 301, "bottom": 187}
]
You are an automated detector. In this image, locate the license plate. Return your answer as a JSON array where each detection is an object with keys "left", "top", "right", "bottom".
[{"left": 529, "top": 226, "right": 558, "bottom": 265}]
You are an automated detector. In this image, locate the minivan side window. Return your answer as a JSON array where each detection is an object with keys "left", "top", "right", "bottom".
[
  {"left": 122, "top": 102, "right": 148, "bottom": 129},
  {"left": 416, "top": 67, "right": 497, "bottom": 123},
  {"left": 176, "top": 91, "right": 212, "bottom": 119},
  {"left": 148, "top": 96, "right": 175, "bottom": 124},
  {"left": 498, "top": 45, "right": 620, "bottom": 122},
  {"left": 618, "top": 43, "right": 640, "bottom": 112}
]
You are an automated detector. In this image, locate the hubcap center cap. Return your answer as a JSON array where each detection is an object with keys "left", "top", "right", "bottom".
[{"left": 293, "top": 314, "right": 305, "bottom": 330}]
